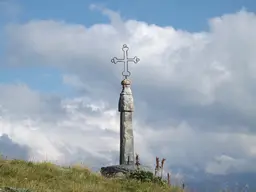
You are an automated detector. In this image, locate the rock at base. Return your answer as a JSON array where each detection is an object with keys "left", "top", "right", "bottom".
[{"left": 100, "top": 164, "right": 153, "bottom": 178}]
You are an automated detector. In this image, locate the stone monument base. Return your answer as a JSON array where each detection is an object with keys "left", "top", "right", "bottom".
[{"left": 100, "top": 164, "right": 153, "bottom": 178}]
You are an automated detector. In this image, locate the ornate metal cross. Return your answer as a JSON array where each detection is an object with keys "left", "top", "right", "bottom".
[{"left": 111, "top": 44, "right": 140, "bottom": 79}]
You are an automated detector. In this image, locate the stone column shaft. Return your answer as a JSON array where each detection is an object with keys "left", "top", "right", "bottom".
[{"left": 118, "top": 79, "right": 134, "bottom": 165}]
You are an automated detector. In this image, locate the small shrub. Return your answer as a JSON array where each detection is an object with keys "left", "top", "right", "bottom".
[{"left": 127, "top": 170, "right": 167, "bottom": 186}]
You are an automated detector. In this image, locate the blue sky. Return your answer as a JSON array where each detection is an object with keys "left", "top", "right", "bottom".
[
  {"left": 9, "top": 0, "right": 256, "bottom": 30},
  {"left": 0, "top": 0, "right": 255, "bottom": 95}
]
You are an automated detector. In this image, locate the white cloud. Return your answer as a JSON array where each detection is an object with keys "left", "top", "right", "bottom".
[
  {"left": 0, "top": 85, "right": 120, "bottom": 166},
  {"left": 0, "top": 83, "right": 65, "bottom": 121},
  {"left": 1, "top": 7, "right": 256, "bottom": 177}
]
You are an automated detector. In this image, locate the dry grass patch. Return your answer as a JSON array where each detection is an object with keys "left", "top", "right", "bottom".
[{"left": 0, "top": 158, "right": 182, "bottom": 192}]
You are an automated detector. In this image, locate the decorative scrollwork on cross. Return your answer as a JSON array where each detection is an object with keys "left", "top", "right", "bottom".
[{"left": 111, "top": 44, "right": 140, "bottom": 78}]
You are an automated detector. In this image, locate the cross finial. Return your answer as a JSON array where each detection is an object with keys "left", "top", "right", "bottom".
[{"left": 111, "top": 44, "right": 140, "bottom": 79}]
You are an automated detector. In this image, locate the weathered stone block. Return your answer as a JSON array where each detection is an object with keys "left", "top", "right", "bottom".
[{"left": 100, "top": 164, "right": 153, "bottom": 178}]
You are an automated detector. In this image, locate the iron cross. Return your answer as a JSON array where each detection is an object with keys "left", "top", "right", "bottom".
[{"left": 111, "top": 44, "right": 140, "bottom": 79}]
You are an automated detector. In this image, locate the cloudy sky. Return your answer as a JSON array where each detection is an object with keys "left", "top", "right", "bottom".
[{"left": 1, "top": 0, "right": 256, "bottom": 190}]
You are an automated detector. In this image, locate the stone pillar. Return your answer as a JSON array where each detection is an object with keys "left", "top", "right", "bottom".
[
  {"left": 118, "top": 78, "right": 134, "bottom": 165},
  {"left": 100, "top": 78, "right": 152, "bottom": 177}
]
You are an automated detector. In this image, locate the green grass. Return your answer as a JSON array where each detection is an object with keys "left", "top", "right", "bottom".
[{"left": 0, "top": 158, "right": 182, "bottom": 192}]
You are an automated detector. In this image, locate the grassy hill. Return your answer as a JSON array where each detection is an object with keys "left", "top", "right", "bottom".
[{"left": 0, "top": 158, "right": 182, "bottom": 192}]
